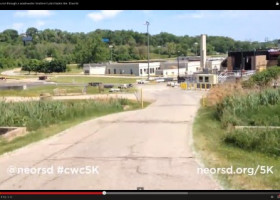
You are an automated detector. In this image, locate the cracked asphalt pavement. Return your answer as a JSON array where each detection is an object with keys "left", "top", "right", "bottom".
[{"left": 0, "top": 84, "right": 220, "bottom": 190}]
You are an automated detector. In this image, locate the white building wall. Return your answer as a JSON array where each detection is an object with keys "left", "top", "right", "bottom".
[
  {"left": 186, "top": 61, "right": 201, "bottom": 75},
  {"left": 206, "top": 59, "right": 222, "bottom": 71},
  {"left": 83, "top": 64, "right": 106, "bottom": 75},
  {"left": 90, "top": 66, "right": 106, "bottom": 74},
  {"left": 156, "top": 68, "right": 186, "bottom": 77},
  {"left": 139, "top": 62, "right": 160, "bottom": 77},
  {"left": 106, "top": 63, "right": 139, "bottom": 76}
]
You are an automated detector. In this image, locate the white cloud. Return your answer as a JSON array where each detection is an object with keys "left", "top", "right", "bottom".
[
  {"left": 175, "top": 11, "right": 218, "bottom": 19},
  {"left": 142, "top": 10, "right": 152, "bottom": 15},
  {"left": 88, "top": 10, "right": 122, "bottom": 22},
  {"left": 12, "top": 23, "right": 24, "bottom": 30},
  {"left": 175, "top": 10, "right": 280, "bottom": 20},
  {"left": 35, "top": 20, "right": 45, "bottom": 28},
  {"left": 14, "top": 10, "right": 53, "bottom": 18}
]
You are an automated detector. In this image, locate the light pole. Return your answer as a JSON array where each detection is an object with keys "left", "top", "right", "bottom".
[
  {"left": 177, "top": 51, "right": 180, "bottom": 83},
  {"left": 145, "top": 21, "right": 150, "bottom": 80},
  {"left": 194, "top": 42, "right": 198, "bottom": 56},
  {"left": 241, "top": 48, "right": 243, "bottom": 78},
  {"left": 157, "top": 46, "right": 161, "bottom": 57},
  {"left": 177, "top": 56, "right": 180, "bottom": 83},
  {"left": 109, "top": 45, "right": 113, "bottom": 62}
]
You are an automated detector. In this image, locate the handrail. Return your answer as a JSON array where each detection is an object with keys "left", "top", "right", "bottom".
[{"left": 218, "top": 70, "right": 256, "bottom": 83}]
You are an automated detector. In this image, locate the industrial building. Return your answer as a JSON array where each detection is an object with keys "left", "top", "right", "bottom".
[
  {"left": 83, "top": 58, "right": 223, "bottom": 78},
  {"left": 83, "top": 34, "right": 226, "bottom": 77},
  {"left": 206, "top": 58, "right": 224, "bottom": 73},
  {"left": 83, "top": 62, "right": 160, "bottom": 76},
  {"left": 156, "top": 59, "right": 201, "bottom": 77},
  {"left": 227, "top": 49, "right": 280, "bottom": 71}
]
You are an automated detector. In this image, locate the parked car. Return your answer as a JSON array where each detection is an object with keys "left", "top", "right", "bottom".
[
  {"left": 167, "top": 82, "right": 179, "bottom": 87},
  {"left": 109, "top": 88, "right": 120, "bottom": 92},
  {"left": 118, "top": 84, "right": 128, "bottom": 89},
  {"left": 137, "top": 80, "right": 149, "bottom": 84},
  {"left": 164, "top": 77, "right": 174, "bottom": 82},
  {"left": 103, "top": 84, "right": 114, "bottom": 88},
  {"left": 38, "top": 76, "right": 47, "bottom": 80},
  {"left": 88, "top": 82, "right": 102, "bottom": 86},
  {"left": 155, "top": 79, "right": 164, "bottom": 82}
]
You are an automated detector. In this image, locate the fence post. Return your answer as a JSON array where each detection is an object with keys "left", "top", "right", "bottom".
[
  {"left": 202, "top": 95, "right": 206, "bottom": 107},
  {"left": 141, "top": 88, "right": 143, "bottom": 109}
]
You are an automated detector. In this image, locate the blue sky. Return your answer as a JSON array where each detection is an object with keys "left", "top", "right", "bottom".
[{"left": 0, "top": 10, "right": 279, "bottom": 42}]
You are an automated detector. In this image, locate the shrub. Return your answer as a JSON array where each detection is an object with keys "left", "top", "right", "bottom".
[
  {"left": 224, "top": 129, "right": 280, "bottom": 156},
  {"left": 245, "top": 66, "right": 280, "bottom": 89}
]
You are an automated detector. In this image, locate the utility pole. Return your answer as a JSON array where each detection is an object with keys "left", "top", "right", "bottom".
[
  {"left": 177, "top": 56, "right": 180, "bottom": 83},
  {"left": 109, "top": 45, "right": 113, "bottom": 62},
  {"left": 241, "top": 49, "right": 243, "bottom": 78},
  {"left": 145, "top": 21, "right": 150, "bottom": 80}
]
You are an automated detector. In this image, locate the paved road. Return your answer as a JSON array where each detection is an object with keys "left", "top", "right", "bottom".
[{"left": 0, "top": 84, "right": 220, "bottom": 190}]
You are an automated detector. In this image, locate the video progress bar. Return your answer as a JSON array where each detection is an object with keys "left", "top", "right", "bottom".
[{"left": 107, "top": 192, "right": 188, "bottom": 195}]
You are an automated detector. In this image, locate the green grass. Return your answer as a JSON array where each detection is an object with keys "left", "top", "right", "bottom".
[
  {"left": 65, "top": 64, "right": 83, "bottom": 74},
  {"left": 216, "top": 88, "right": 280, "bottom": 127},
  {"left": 0, "top": 99, "right": 150, "bottom": 155},
  {"left": 193, "top": 106, "right": 280, "bottom": 189},
  {"left": 149, "top": 53, "right": 170, "bottom": 59},
  {"left": 0, "top": 85, "right": 96, "bottom": 97},
  {"left": 0, "top": 84, "right": 137, "bottom": 97},
  {"left": 48, "top": 76, "right": 138, "bottom": 84}
]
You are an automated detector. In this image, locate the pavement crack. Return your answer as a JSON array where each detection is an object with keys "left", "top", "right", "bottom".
[
  {"left": 136, "top": 166, "right": 149, "bottom": 175},
  {"left": 97, "top": 120, "right": 189, "bottom": 124}
]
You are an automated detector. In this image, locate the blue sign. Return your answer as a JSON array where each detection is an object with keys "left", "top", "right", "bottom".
[
  {"left": 22, "top": 36, "right": 33, "bottom": 41},
  {"left": 102, "top": 38, "right": 109, "bottom": 43}
]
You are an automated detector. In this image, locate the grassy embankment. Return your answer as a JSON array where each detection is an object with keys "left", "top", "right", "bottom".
[
  {"left": 193, "top": 67, "right": 280, "bottom": 189},
  {"left": 0, "top": 99, "right": 149, "bottom": 155}
]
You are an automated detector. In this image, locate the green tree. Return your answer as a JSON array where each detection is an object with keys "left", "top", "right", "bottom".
[
  {"left": 2, "top": 29, "right": 19, "bottom": 43},
  {"left": 22, "top": 59, "right": 41, "bottom": 74},
  {"left": 166, "top": 42, "right": 176, "bottom": 57},
  {"left": 26, "top": 27, "right": 38, "bottom": 37},
  {"left": 49, "top": 59, "right": 66, "bottom": 73},
  {"left": 74, "top": 36, "right": 109, "bottom": 64}
]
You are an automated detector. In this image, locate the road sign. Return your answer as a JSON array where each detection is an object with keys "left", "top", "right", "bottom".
[
  {"left": 102, "top": 38, "right": 109, "bottom": 43},
  {"left": 22, "top": 36, "right": 32, "bottom": 41}
]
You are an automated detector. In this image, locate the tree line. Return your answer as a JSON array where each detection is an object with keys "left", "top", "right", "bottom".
[
  {"left": 0, "top": 27, "right": 279, "bottom": 70},
  {"left": 21, "top": 59, "right": 66, "bottom": 74}
]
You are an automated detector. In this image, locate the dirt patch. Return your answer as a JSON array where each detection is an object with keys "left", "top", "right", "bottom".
[
  {"left": 0, "top": 127, "right": 27, "bottom": 141},
  {"left": 0, "top": 128, "right": 16, "bottom": 135},
  {"left": 205, "top": 83, "right": 244, "bottom": 106}
]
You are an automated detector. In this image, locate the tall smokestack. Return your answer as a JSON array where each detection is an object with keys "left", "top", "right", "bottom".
[{"left": 200, "top": 34, "right": 207, "bottom": 70}]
